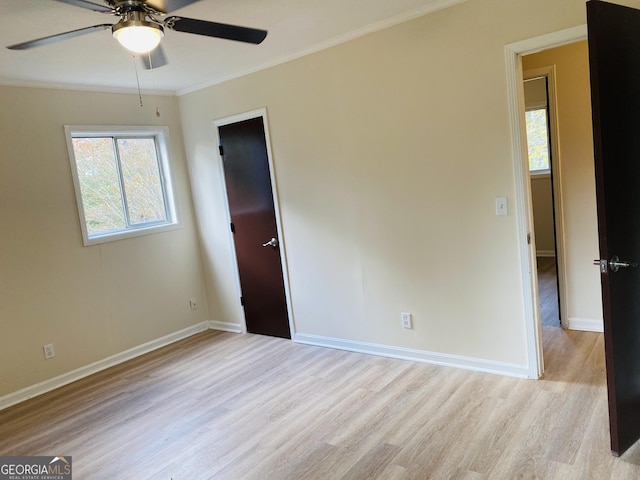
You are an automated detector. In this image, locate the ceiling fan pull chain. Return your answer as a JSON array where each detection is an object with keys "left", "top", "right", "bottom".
[
  {"left": 132, "top": 54, "right": 143, "bottom": 107},
  {"left": 145, "top": 51, "right": 160, "bottom": 117}
]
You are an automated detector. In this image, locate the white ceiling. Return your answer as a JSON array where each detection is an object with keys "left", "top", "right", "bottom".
[{"left": 0, "top": 0, "right": 464, "bottom": 95}]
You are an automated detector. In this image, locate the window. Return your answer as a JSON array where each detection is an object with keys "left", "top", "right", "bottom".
[
  {"left": 525, "top": 108, "right": 551, "bottom": 174},
  {"left": 65, "top": 126, "right": 179, "bottom": 245},
  {"left": 523, "top": 76, "right": 551, "bottom": 176}
]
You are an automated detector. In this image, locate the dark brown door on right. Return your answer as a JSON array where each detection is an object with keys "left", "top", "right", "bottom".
[
  {"left": 587, "top": 0, "right": 640, "bottom": 456},
  {"left": 218, "top": 116, "right": 291, "bottom": 339}
]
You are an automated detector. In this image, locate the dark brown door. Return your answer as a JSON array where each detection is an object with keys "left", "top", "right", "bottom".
[
  {"left": 218, "top": 116, "right": 291, "bottom": 339},
  {"left": 587, "top": 0, "right": 640, "bottom": 456}
]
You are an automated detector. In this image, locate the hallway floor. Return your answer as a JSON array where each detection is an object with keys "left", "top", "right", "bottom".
[{"left": 538, "top": 256, "right": 560, "bottom": 328}]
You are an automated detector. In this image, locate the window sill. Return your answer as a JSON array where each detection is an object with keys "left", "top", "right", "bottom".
[
  {"left": 530, "top": 171, "right": 551, "bottom": 179},
  {"left": 83, "top": 221, "right": 182, "bottom": 246}
]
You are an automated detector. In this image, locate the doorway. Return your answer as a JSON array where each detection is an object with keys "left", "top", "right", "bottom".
[
  {"left": 215, "top": 109, "right": 293, "bottom": 339},
  {"left": 523, "top": 71, "right": 562, "bottom": 329},
  {"left": 505, "top": 25, "right": 603, "bottom": 378}
]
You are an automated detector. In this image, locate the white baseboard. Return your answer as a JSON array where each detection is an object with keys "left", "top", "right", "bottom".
[
  {"left": 293, "top": 333, "right": 529, "bottom": 378},
  {"left": 1, "top": 321, "right": 533, "bottom": 411},
  {"left": 0, "top": 322, "right": 210, "bottom": 411},
  {"left": 208, "top": 320, "right": 243, "bottom": 333},
  {"left": 536, "top": 250, "right": 556, "bottom": 258},
  {"left": 566, "top": 317, "right": 603, "bottom": 332}
]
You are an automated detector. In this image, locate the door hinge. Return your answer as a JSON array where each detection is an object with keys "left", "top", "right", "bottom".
[
  {"left": 240, "top": 296, "right": 245, "bottom": 306},
  {"left": 230, "top": 222, "right": 235, "bottom": 233},
  {"left": 219, "top": 145, "right": 224, "bottom": 156},
  {"left": 527, "top": 233, "right": 532, "bottom": 245}
]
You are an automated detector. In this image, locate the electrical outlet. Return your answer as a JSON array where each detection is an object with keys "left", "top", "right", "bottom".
[
  {"left": 401, "top": 312, "right": 412, "bottom": 329},
  {"left": 43, "top": 343, "right": 55, "bottom": 359},
  {"left": 189, "top": 298, "right": 198, "bottom": 311}
]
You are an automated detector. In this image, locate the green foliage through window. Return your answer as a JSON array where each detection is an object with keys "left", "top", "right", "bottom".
[
  {"left": 525, "top": 109, "right": 550, "bottom": 173},
  {"left": 67, "top": 127, "right": 177, "bottom": 244}
]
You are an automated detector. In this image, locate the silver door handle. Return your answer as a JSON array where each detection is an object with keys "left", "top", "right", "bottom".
[
  {"left": 262, "top": 237, "right": 278, "bottom": 248},
  {"left": 593, "top": 255, "right": 638, "bottom": 273}
]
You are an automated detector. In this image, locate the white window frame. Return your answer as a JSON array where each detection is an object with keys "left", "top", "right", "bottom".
[{"left": 65, "top": 125, "right": 180, "bottom": 246}]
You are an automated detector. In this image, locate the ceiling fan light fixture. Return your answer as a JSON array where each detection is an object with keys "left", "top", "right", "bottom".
[{"left": 113, "top": 20, "right": 164, "bottom": 54}]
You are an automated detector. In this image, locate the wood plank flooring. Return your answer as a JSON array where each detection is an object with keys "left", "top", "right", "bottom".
[
  {"left": 2, "top": 328, "right": 640, "bottom": 479},
  {"left": 537, "top": 257, "right": 560, "bottom": 328}
]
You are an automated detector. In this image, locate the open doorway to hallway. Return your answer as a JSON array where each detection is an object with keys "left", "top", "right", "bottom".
[
  {"left": 521, "top": 40, "right": 603, "bottom": 340},
  {"left": 507, "top": 26, "right": 604, "bottom": 378},
  {"left": 523, "top": 73, "right": 561, "bottom": 328}
]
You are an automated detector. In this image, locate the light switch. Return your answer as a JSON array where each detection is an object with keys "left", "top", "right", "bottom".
[{"left": 496, "top": 197, "right": 508, "bottom": 216}]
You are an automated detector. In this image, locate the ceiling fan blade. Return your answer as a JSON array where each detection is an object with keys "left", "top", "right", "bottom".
[
  {"left": 140, "top": 45, "right": 169, "bottom": 70},
  {"left": 52, "top": 0, "right": 114, "bottom": 13},
  {"left": 6, "top": 24, "right": 112, "bottom": 50},
  {"left": 165, "top": 17, "right": 267, "bottom": 44},
  {"left": 145, "top": 0, "right": 201, "bottom": 14}
]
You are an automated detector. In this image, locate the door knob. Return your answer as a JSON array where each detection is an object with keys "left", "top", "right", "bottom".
[
  {"left": 262, "top": 237, "right": 278, "bottom": 248},
  {"left": 593, "top": 255, "right": 638, "bottom": 273}
]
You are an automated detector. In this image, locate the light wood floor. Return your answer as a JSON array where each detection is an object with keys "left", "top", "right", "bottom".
[{"left": 2, "top": 329, "right": 640, "bottom": 479}]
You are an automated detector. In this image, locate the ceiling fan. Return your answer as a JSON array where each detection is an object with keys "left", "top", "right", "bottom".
[{"left": 6, "top": 0, "right": 267, "bottom": 69}]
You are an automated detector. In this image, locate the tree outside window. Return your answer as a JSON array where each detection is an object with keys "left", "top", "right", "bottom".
[{"left": 525, "top": 108, "right": 551, "bottom": 174}]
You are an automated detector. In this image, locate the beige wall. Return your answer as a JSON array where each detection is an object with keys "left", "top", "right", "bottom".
[
  {"left": 179, "top": 0, "right": 596, "bottom": 368},
  {"left": 523, "top": 41, "right": 603, "bottom": 326},
  {"left": 0, "top": 86, "right": 208, "bottom": 398},
  {"left": 530, "top": 176, "right": 555, "bottom": 255}
]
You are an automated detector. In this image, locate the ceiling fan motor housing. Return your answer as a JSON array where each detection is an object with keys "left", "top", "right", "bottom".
[
  {"left": 111, "top": 1, "right": 161, "bottom": 14},
  {"left": 112, "top": 8, "right": 164, "bottom": 31}
]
